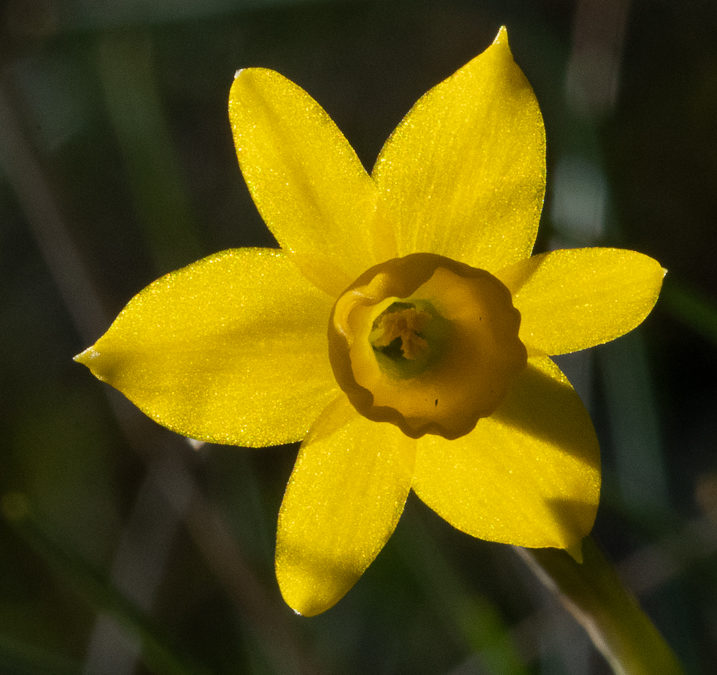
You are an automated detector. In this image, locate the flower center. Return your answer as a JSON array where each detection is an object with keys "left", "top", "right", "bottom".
[
  {"left": 371, "top": 303, "right": 429, "bottom": 360},
  {"left": 368, "top": 301, "right": 450, "bottom": 379},
  {"left": 328, "top": 253, "right": 527, "bottom": 439}
]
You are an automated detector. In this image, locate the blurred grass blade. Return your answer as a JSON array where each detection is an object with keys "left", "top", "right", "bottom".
[
  {"left": 2, "top": 492, "right": 211, "bottom": 675},
  {"left": 61, "top": 0, "right": 347, "bottom": 30},
  {"left": 598, "top": 332, "right": 669, "bottom": 520},
  {"left": 517, "top": 537, "right": 683, "bottom": 675},
  {"left": 96, "top": 31, "right": 203, "bottom": 272},
  {"left": 661, "top": 278, "right": 717, "bottom": 347},
  {"left": 0, "top": 632, "right": 80, "bottom": 674},
  {"left": 396, "top": 510, "right": 528, "bottom": 674}
]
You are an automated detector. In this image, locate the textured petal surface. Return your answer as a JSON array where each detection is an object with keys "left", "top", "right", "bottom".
[
  {"left": 75, "top": 249, "right": 337, "bottom": 447},
  {"left": 229, "top": 69, "right": 394, "bottom": 296},
  {"left": 497, "top": 248, "right": 666, "bottom": 356},
  {"left": 276, "top": 395, "right": 415, "bottom": 616},
  {"left": 372, "top": 27, "right": 545, "bottom": 272},
  {"left": 412, "top": 357, "right": 600, "bottom": 550}
]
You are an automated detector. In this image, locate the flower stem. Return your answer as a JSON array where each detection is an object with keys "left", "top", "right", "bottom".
[{"left": 516, "top": 537, "right": 683, "bottom": 674}]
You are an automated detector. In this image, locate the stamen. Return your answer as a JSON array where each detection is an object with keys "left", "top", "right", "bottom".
[{"left": 370, "top": 304, "right": 431, "bottom": 360}]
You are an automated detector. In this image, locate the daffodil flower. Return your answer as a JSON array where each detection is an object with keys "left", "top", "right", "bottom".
[{"left": 76, "top": 28, "right": 665, "bottom": 616}]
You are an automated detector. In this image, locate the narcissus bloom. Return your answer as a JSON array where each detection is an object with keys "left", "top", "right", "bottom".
[{"left": 76, "top": 28, "right": 665, "bottom": 616}]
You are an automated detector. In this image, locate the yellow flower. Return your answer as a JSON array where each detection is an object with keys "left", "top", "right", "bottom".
[{"left": 76, "top": 28, "right": 665, "bottom": 616}]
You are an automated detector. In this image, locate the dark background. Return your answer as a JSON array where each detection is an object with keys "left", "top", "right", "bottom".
[{"left": 1, "top": 0, "right": 716, "bottom": 672}]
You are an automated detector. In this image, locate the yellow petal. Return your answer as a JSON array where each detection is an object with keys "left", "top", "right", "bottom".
[
  {"left": 276, "top": 395, "right": 415, "bottom": 616},
  {"left": 372, "top": 27, "right": 545, "bottom": 272},
  {"left": 412, "top": 356, "right": 600, "bottom": 550},
  {"left": 497, "top": 248, "right": 666, "bottom": 356},
  {"left": 229, "top": 69, "right": 394, "bottom": 296},
  {"left": 75, "top": 249, "right": 337, "bottom": 447}
]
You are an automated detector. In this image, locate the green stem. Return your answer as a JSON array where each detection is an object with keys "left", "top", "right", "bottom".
[{"left": 516, "top": 537, "right": 683, "bottom": 674}]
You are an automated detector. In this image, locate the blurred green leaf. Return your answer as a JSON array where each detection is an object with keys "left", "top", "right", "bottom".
[
  {"left": 0, "top": 632, "right": 79, "bottom": 675},
  {"left": 60, "top": 0, "right": 362, "bottom": 30},
  {"left": 96, "top": 31, "right": 204, "bottom": 272},
  {"left": 2, "top": 493, "right": 211, "bottom": 675},
  {"left": 661, "top": 278, "right": 717, "bottom": 347}
]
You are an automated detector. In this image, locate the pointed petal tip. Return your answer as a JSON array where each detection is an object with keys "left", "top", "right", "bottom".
[
  {"left": 232, "top": 67, "right": 267, "bottom": 82},
  {"left": 492, "top": 26, "right": 513, "bottom": 55},
  {"left": 278, "top": 577, "right": 337, "bottom": 617},
  {"left": 231, "top": 68, "right": 258, "bottom": 95},
  {"left": 565, "top": 539, "right": 584, "bottom": 564},
  {"left": 73, "top": 346, "right": 98, "bottom": 366},
  {"left": 230, "top": 68, "right": 266, "bottom": 95},
  {"left": 494, "top": 25, "right": 509, "bottom": 45},
  {"left": 491, "top": 26, "right": 515, "bottom": 62}
]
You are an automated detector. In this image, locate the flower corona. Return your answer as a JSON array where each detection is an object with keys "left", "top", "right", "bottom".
[{"left": 329, "top": 253, "right": 527, "bottom": 439}]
